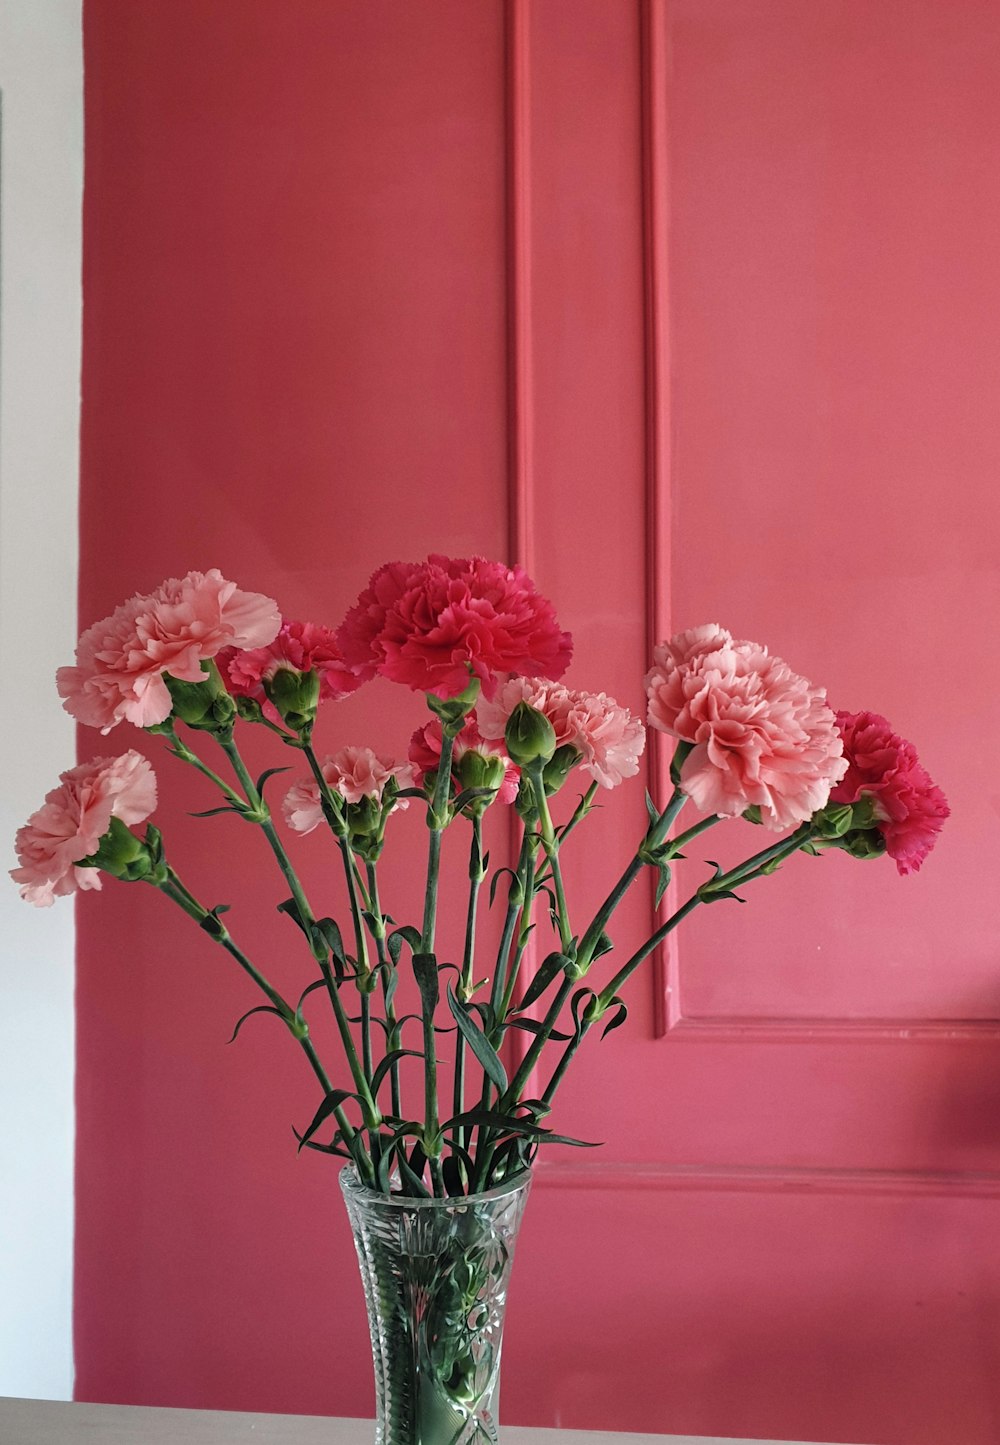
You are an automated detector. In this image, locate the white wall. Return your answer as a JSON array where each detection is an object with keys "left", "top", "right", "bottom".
[{"left": 0, "top": 0, "right": 82, "bottom": 1401}]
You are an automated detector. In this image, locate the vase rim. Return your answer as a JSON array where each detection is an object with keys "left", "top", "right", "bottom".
[{"left": 339, "top": 1163, "right": 532, "bottom": 1208}]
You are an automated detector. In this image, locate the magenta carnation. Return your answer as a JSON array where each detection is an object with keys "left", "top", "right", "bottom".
[
  {"left": 57, "top": 569, "right": 281, "bottom": 733},
  {"left": 10, "top": 751, "right": 157, "bottom": 906},
  {"left": 336, "top": 555, "right": 573, "bottom": 699},
  {"left": 408, "top": 718, "right": 521, "bottom": 805},
  {"left": 645, "top": 625, "right": 846, "bottom": 830},
  {"left": 219, "top": 618, "right": 361, "bottom": 718},
  {"left": 830, "top": 710, "right": 949, "bottom": 875},
  {"left": 283, "top": 748, "right": 415, "bottom": 835},
  {"left": 477, "top": 678, "right": 646, "bottom": 790}
]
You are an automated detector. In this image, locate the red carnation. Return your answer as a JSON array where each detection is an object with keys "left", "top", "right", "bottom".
[
  {"left": 336, "top": 555, "right": 573, "bottom": 699},
  {"left": 831, "top": 710, "right": 949, "bottom": 875}
]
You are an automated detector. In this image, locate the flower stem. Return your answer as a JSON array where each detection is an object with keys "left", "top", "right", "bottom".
[
  {"left": 365, "top": 861, "right": 402, "bottom": 1119},
  {"left": 155, "top": 869, "right": 373, "bottom": 1184},
  {"left": 528, "top": 766, "right": 573, "bottom": 954},
  {"left": 453, "top": 814, "right": 487, "bottom": 1137},
  {"left": 207, "top": 731, "right": 382, "bottom": 1135}
]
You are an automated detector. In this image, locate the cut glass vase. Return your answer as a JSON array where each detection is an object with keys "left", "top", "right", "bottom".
[{"left": 340, "top": 1166, "right": 532, "bottom": 1445}]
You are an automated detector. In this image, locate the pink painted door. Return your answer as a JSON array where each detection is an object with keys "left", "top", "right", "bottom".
[{"left": 75, "top": 2, "right": 1000, "bottom": 1442}]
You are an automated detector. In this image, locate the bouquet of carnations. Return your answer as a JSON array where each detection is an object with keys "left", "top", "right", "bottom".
[{"left": 12, "top": 557, "right": 948, "bottom": 1199}]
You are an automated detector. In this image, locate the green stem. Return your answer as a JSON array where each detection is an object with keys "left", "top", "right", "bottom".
[
  {"left": 670, "top": 814, "right": 723, "bottom": 854},
  {"left": 213, "top": 731, "right": 381, "bottom": 1132},
  {"left": 498, "top": 831, "right": 540, "bottom": 1020},
  {"left": 541, "top": 825, "right": 818, "bottom": 1114},
  {"left": 417, "top": 726, "right": 457, "bottom": 1191},
  {"left": 156, "top": 869, "right": 372, "bottom": 1184},
  {"left": 166, "top": 728, "right": 245, "bottom": 810},
  {"left": 573, "top": 782, "right": 689, "bottom": 973},
  {"left": 528, "top": 767, "right": 573, "bottom": 953},
  {"left": 453, "top": 814, "right": 487, "bottom": 1138},
  {"left": 365, "top": 862, "right": 402, "bottom": 1120}
]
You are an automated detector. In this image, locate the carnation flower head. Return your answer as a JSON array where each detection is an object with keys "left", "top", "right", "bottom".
[
  {"left": 645, "top": 625, "right": 846, "bottom": 829},
  {"left": 283, "top": 747, "right": 415, "bottom": 835},
  {"left": 830, "top": 710, "right": 949, "bottom": 875},
  {"left": 58, "top": 569, "right": 281, "bottom": 733},
  {"left": 11, "top": 751, "right": 157, "bottom": 906},
  {"left": 218, "top": 619, "right": 361, "bottom": 724},
  {"left": 477, "top": 678, "right": 645, "bottom": 790},
  {"left": 408, "top": 717, "right": 520, "bottom": 806},
  {"left": 336, "top": 555, "right": 573, "bottom": 700}
]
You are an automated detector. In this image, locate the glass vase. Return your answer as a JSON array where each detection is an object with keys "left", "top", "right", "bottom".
[{"left": 340, "top": 1166, "right": 532, "bottom": 1445}]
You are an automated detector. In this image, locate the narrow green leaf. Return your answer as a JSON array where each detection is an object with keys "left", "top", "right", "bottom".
[
  {"left": 296, "top": 977, "right": 327, "bottom": 1012},
  {"left": 655, "top": 863, "right": 672, "bottom": 909},
  {"left": 519, "top": 951, "right": 571, "bottom": 1010},
  {"left": 412, "top": 952, "right": 440, "bottom": 1011},
  {"left": 600, "top": 999, "right": 629, "bottom": 1039},
  {"left": 502, "top": 1017, "right": 572, "bottom": 1042},
  {"left": 488, "top": 867, "right": 521, "bottom": 909},
  {"left": 370, "top": 1048, "right": 423, "bottom": 1098},
  {"left": 226, "top": 1004, "right": 284, "bottom": 1044},
  {"left": 277, "top": 896, "right": 308, "bottom": 936},
  {"left": 590, "top": 930, "right": 614, "bottom": 963},
  {"left": 446, "top": 987, "right": 508, "bottom": 1093},
  {"left": 298, "top": 1088, "right": 360, "bottom": 1150},
  {"left": 255, "top": 766, "right": 290, "bottom": 799}
]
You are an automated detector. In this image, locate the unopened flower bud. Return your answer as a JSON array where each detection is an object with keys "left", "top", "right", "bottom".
[
  {"left": 164, "top": 667, "right": 236, "bottom": 732},
  {"left": 81, "top": 815, "right": 159, "bottom": 882},
  {"left": 264, "top": 666, "right": 320, "bottom": 733},
  {"left": 457, "top": 749, "right": 507, "bottom": 795},
  {"left": 426, "top": 675, "right": 483, "bottom": 727},
  {"left": 504, "top": 702, "right": 557, "bottom": 768},
  {"left": 542, "top": 744, "right": 581, "bottom": 796},
  {"left": 811, "top": 802, "right": 854, "bottom": 839},
  {"left": 835, "top": 827, "right": 887, "bottom": 861}
]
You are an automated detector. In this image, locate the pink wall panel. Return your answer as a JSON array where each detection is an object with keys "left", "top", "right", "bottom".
[{"left": 76, "top": 1, "right": 1000, "bottom": 1440}]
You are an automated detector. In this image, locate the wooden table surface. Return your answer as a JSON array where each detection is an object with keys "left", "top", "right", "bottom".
[{"left": 0, "top": 1399, "right": 849, "bottom": 1445}]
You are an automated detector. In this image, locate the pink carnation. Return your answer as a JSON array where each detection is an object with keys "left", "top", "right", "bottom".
[
  {"left": 336, "top": 555, "right": 573, "bottom": 699},
  {"left": 645, "top": 625, "right": 846, "bottom": 829},
  {"left": 477, "top": 678, "right": 646, "bottom": 790},
  {"left": 408, "top": 718, "right": 521, "bottom": 805},
  {"left": 831, "top": 710, "right": 949, "bottom": 875},
  {"left": 57, "top": 569, "right": 281, "bottom": 733},
  {"left": 11, "top": 751, "right": 157, "bottom": 906},
  {"left": 218, "top": 618, "right": 361, "bottom": 719},
  {"left": 283, "top": 747, "right": 416, "bottom": 835}
]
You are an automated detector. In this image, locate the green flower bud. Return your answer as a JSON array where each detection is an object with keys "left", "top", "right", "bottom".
[
  {"left": 457, "top": 749, "right": 507, "bottom": 795},
  {"left": 264, "top": 666, "right": 320, "bottom": 734},
  {"left": 504, "top": 701, "right": 557, "bottom": 768},
  {"left": 542, "top": 744, "right": 581, "bottom": 796},
  {"left": 426, "top": 675, "right": 482, "bottom": 727},
  {"left": 81, "top": 815, "right": 161, "bottom": 882},
  {"left": 234, "top": 694, "right": 265, "bottom": 723},
  {"left": 812, "top": 802, "right": 855, "bottom": 839},
  {"left": 742, "top": 805, "right": 763, "bottom": 825},
  {"left": 834, "top": 827, "right": 887, "bottom": 862},
  {"left": 163, "top": 667, "right": 237, "bottom": 732}
]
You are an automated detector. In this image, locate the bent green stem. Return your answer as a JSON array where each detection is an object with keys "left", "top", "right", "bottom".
[{"left": 155, "top": 869, "right": 372, "bottom": 1185}]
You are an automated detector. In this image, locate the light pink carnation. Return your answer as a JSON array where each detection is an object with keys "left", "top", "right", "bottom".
[
  {"left": 218, "top": 618, "right": 361, "bottom": 719},
  {"left": 57, "top": 569, "right": 281, "bottom": 733},
  {"left": 283, "top": 747, "right": 416, "bottom": 835},
  {"left": 11, "top": 751, "right": 157, "bottom": 906},
  {"left": 831, "top": 711, "right": 949, "bottom": 875},
  {"left": 645, "top": 625, "right": 846, "bottom": 829},
  {"left": 336, "top": 555, "right": 573, "bottom": 699},
  {"left": 477, "top": 678, "right": 646, "bottom": 789},
  {"left": 408, "top": 718, "right": 521, "bottom": 805}
]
